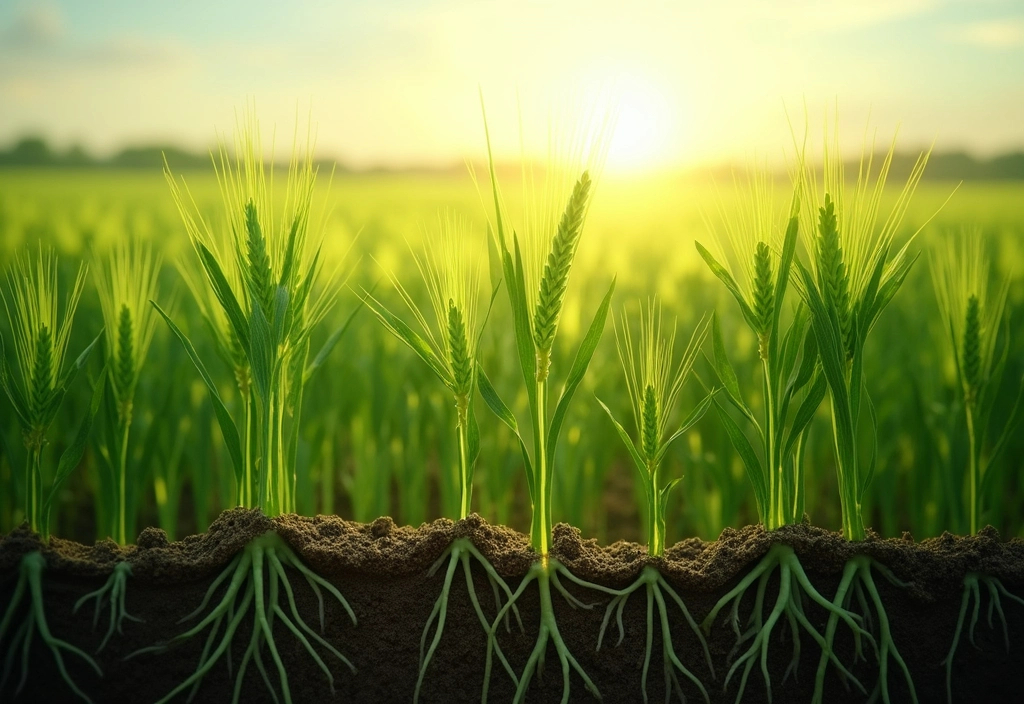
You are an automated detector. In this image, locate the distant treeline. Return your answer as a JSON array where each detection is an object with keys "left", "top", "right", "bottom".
[{"left": 1, "top": 136, "right": 1022, "bottom": 180}]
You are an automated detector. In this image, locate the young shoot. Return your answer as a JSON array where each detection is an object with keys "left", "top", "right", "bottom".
[
  {"left": 69, "top": 239, "right": 160, "bottom": 653},
  {"left": 93, "top": 239, "right": 161, "bottom": 545},
  {"left": 930, "top": 230, "right": 1018, "bottom": 535},
  {"left": 0, "top": 246, "right": 105, "bottom": 702},
  {"left": 142, "top": 109, "right": 357, "bottom": 704},
  {"left": 476, "top": 93, "right": 623, "bottom": 704},
  {"left": 931, "top": 230, "right": 1024, "bottom": 703},
  {"left": 164, "top": 109, "right": 339, "bottom": 516},
  {"left": 596, "top": 301, "right": 714, "bottom": 703},
  {"left": 697, "top": 166, "right": 825, "bottom": 531},
  {"left": 697, "top": 166, "right": 861, "bottom": 704},
  {"left": 363, "top": 213, "right": 521, "bottom": 702},
  {"left": 600, "top": 302, "right": 712, "bottom": 557},
  {"left": 795, "top": 112, "right": 946, "bottom": 704}
]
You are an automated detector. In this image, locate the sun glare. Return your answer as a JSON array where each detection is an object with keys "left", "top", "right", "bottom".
[{"left": 606, "top": 81, "right": 677, "bottom": 173}]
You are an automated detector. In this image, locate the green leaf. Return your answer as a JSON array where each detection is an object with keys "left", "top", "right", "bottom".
[
  {"left": 248, "top": 295, "right": 273, "bottom": 402},
  {"left": 505, "top": 235, "right": 538, "bottom": 410},
  {"left": 863, "top": 253, "right": 917, "bottom": 336},
  {"left": 477, "top": 366, "right": 535, "bottom": 501},
  {"left": 196, "top": 242, "right": 250, "bottom": 356},
  {"left": 546, "top": 278, "right": 615, "bottom": 472},
  {"left": 656, "top": 388, "right": 717, "bottom": 466},
  {"left": 271, "top": 285, "right": 290, "bottom": 348},
  {"left": 659, "top": 477, "right": 683, "bottom": 520},
  {"left": 981, "top": 374, "right": 1024, "bottom": 498},
  {"left": 781, "top": 373, "right": 827, "bottom": 464},
  {"left": 152, "top": 302, "right": 244, "bottom": 489},
  {"left": 708, "top": 312, "right": 759, "bottom": 431},
  {"left": 279, "top": 215, "right": 301, "bottom": 289},
  {"left": 771, "top": 214, "right": 800, "bottom": 336},
  {"left": 42, "top": 366, "right": 107, "bottom": 539},
  {"left": 596, "top": 396, "right": 647, "bottom": 478},
  {"left": 797, "top": 263, "right": 858, "bottom": 507},
  {"left": 362, "top": 291, "right": 453, "bottom": 388},
  {"left": 40, "top": 329, "right": 105, "bottom": 433},
  {"left": 476, "top": 281, "right": 503, "bottom": 352},
  {"left": 305, "top": 299, "right": 365, "bottom": 384},
  {"left": 0, "top": 336, "right": 30, "bottom": 428},
  {"left": 978, "top": 314, "right": 1010, "bottom": 429},
  {"left": 695, "top": 241, "right": 758, "bottom": 331},
  {"left": 790, "top": 315, "right": 818, "bottom": 393},
  {"left": 58, "top": 329, "right": 104, "bottom": 392},
  {"left": 859, "top": 386, "right": 879, "bottom": 500},
  {"left": 714, "top": 399, "right": 768, "bottom": 523},
  {"left": 777, "top": 308, "right": 805, "bottom": 386}
]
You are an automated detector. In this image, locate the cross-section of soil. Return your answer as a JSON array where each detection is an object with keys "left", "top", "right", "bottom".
[{"left": 2, "top": 509, "right": 1022, "bottom": 703}]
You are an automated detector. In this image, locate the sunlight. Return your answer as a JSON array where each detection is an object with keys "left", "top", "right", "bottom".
[{"left": 606, "top": 80, "right": 677, "bottom": 173}]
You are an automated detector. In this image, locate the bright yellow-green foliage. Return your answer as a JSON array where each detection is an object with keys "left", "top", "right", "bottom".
[{"left": 1, "top": 167, "right": 1023, "bottom": 541}]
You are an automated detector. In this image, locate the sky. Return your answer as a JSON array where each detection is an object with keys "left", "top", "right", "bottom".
[{"left": 0, "top": 0, "right": 1022, "bottom": 172}]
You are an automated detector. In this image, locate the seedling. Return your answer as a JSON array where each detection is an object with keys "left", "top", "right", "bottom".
[
  {"left": 476, "top": 95, "right": 621, "bottom": 704},
  {"left": 72, "top": 239, "right": 161, "bottom": 651},
  {"left": 795, "top": 117, "right": 944, "bottom": 704},
  {"left": 137, "top": 111, "right": 357, "bottom": 704},
  {"left": 363, "top": 213, "right": 522, "bottom": 701},
  {"left": 931, "top": 230, "right": 1024, "bottom": 702},
  {"left": 596, "top": 301, "right": 714, "bottom": 703},
  {"left": 0, "top": 246, "right": 104, "bottom": 702},
  {"left": 697, "top": 168, "right": 864, "bottom": 704}
]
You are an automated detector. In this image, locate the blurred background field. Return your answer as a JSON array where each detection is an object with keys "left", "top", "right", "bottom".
[{"left": 2, "top": 164, "right": 1021, "bottom": 544}]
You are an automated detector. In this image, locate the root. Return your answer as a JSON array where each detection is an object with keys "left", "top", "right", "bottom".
[
  {"left": 0, "top": 550, "right": 102, "bottom": 703},
  {"left": 415, "top": 537, "right": 522, "bottom": 703},
  {"left": 73, "top": 561, "right": 141, "bottom": 653},
  {"left": 813, "top": 554, "right": 916, "bottom": 704},
  {"left": 128, "top": 531, "right": 356, "bottom": 704},
  {"left": 943, "top": 572, "right": 1024, "bottom": 704},
  {"left": 483, "top": 558, "right": 622, "bottom": 704},
  {"left": 702, "top": 543, "right": 869, "bottom": 704},
  {"left": 597, "top": 565, "right": 713, "bottom": 704}
]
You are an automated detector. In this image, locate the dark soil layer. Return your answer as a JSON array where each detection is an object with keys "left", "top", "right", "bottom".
[{"left": 2, "top": 509, "right": 1023, "bottom": 703}]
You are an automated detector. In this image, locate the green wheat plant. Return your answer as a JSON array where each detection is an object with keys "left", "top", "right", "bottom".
[
  {"left": 930, "top": 230, "right": 1020, "bottom": 535},
  {"left": 931, "top": 230, "right": 1024, "bottom": 703},
  {"left": 476, "top": 94, "right": 623, "bottom": 704},
  {"left": 362, "top": 212, "right": 523, "bottom": 702},
  {"left": 794, "top": 116, "right": 945, "bottom": 704},
  {"left": 0, "top": 246, "right": 105, "bottom": 703},
  {"left": 130, "top": 111, "right": 358, "bottom": 704},
  {"left": 70, "top": 239, "right": 160, "bottom": 654},
  {"left": 595, "top": 301, "right": 714, "bottom": 703},
  {"left": 696, "top": 167, "right": 866, "bottom": 704}
]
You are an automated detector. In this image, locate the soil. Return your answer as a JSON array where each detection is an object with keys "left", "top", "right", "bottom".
[{"left": 2, "top": 509, "right": 1023, "bottom": 703}]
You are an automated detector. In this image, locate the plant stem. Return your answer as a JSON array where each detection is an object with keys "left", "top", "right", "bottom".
[
  {"left": 457, "top": 416, "right": 471, "bottom": 520},
  {"left": 762, "top": 358, "right": 781, "bottom": 530},
  {"left": 27, "top": 443, "right": 42, "bottom": 536},
  {"left": 824, "top": 386, "right": 865, "bottom": 542},
  {"left": 532, "top": 378, "right": 550, "bottom": 558},
  {"left": 242, "top": 394, "right": 253, "bottom": 508},
  {"left": 965, "top": 402, "right": 979, "bottom": 535},
  {"left": 648, "top": 461, "right": 662, "bottom": 558},
  {"left": 117, "top": 418, "right": 131, "bottom": 545},
  {"left": 276, "top": 393, "right": 288, "bottom": 513}
]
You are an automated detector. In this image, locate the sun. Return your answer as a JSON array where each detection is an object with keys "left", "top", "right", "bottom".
[{"left": 606, "top": 81, "right": 677, "bottom": 173}]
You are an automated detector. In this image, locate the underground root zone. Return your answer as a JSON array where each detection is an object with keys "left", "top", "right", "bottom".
[{"left": 1, "top": 509, "right": 1022, "bottom": 704}]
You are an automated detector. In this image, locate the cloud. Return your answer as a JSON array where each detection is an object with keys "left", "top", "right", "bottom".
[{"left": 949, "top": 19, "right": 1024, "bottom": 48}]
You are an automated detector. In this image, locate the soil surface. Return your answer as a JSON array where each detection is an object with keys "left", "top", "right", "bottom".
[{"left": 2, "top": 509, "right": 1023, "bottom": 703}]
